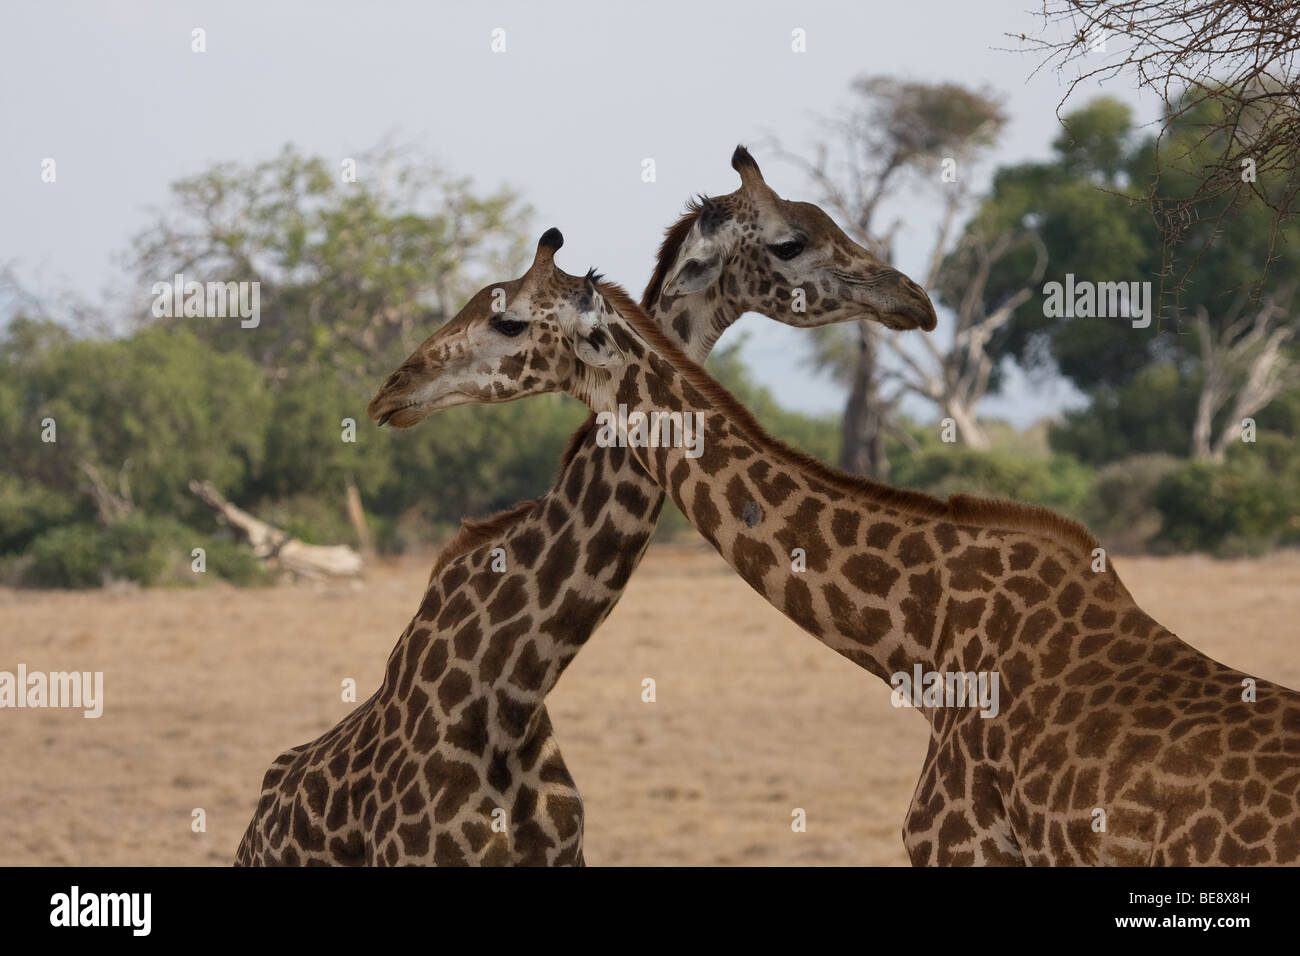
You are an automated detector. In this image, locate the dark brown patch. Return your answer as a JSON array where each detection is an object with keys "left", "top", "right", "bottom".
[
  {"left": 433, "top": 831, "right": 467, "bottom": 865},
  {"left": 897, "top": 531, "right": 935, "bottom": 566},
  {"left": 437, "top": 669, "right": 472, "bottom": 711},
  {"left": 833, "top": 509, "right": 865, "bottom": 547},
  {"left": 445, "top": 696, "right": 489, "bottom": 755},
  {"left": 487, "top": 575, "right": 528, "bottom": 624},
  {"left": 783, "top": 576, "right": 821, "bottom": 634},
  {"left": 535, "top": 527, "right": 578, "bottom": 609},
  {"left": 478, "top": 615, "right": 534, "bottom": 685},
  {"left": 843, "top": 552, "right": 901, "bottom": 598},
  {"left": 452, "top": 619, "right": 482, "bottom": 660},
  {"left": 509, "top": 640, "right": 550, "bottom": 692},
  {"left": 691, "top": 485, "right": 722, "bottom": 541},
  {"left": 747, "top": 459, "right": 800, "bottom": 507},
  {"left": 427, "top": 755, "right": 480, "bottom": 825}
]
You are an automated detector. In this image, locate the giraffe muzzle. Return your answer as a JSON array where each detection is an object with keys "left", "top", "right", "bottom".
[
  {"left": 370, "top": 399, "right": 424, "bottom": 429},
  {"left": 368, "top": 368, "right": 435, "bottom": 428},
  {"left": 838, "top": 268, "right": 938, "bottom": 332},
  {"left": 369, "top": 370, "right": 477, "bottom": 428}
]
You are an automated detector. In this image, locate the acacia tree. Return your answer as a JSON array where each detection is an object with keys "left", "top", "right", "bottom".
[{"left": 777, "top": 78, "right": 1006, "bottom": 476}]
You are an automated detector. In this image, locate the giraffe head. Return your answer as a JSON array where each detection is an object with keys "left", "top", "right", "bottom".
[
  {"left": 647, "top": 146, "right": 937, "bottom": 333},
  {"left": 368, "top": 229, "right": 623, "bottom": 427}
]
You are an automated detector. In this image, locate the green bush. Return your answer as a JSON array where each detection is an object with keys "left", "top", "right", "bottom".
[
  {"left": 1082, "top": 453, "right": 1181, "bottom": 554},
  {"left": 109, "top": 515, "right": 191, "bottom": 583},
  {"left": 891, "top": 446, "right": 1096, "bottom": 518},
  {"left": 25, "top": 523, "right": 108, "bottom": 588},
  {"left": 256, "top": 369, "right": 390, "bottom": 504},
  {"left": 1151, "top": 442, "right": 1300, "bottom": 555},
  {"left": 1049, "top": 364, "right": 1200, "bottom": 465},
  {"left": 203, "top": 537, "right": 271, "bottom": 586},
  {"left": 367, "top": 398, "right": 589, "bottom": 535},
  {"left": 0, "top": 475, "right": 79, "bottom": 554},
  {"left": 20, "top": 515, "right": 268, "bottom": 588},
  {"left": 264, "top": 493, "right": 358, "bottom": 548},
  {"left": 0, "top": 323, "right": 273, "bottom": 530}
]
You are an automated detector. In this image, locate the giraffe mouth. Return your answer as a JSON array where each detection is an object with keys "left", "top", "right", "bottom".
[
  {"left": 371, "top": 387, "right": 479, "bottom": 428},
  {"left": 370, "top": 394, "right": 439, "bottom": 429},
  {"left": 836, "top": 269, "right": 938, "bottom": 332},
  {"left": 376, "top": 409, "right": 399, "bottom": 427},
  {"left": 375, "top": 402, "right": 419, "bottom": 428}
]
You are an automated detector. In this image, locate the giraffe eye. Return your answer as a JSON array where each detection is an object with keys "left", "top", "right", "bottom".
[
  {"left": 489, "top": 314, "right": 528, "bottom": 337},
  {"left": 768, "top": 238, "right": 805, "bottom": 261}
]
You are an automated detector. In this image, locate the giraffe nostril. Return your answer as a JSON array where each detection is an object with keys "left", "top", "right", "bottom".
[{"left": 384, "top": 367, "right": 419, "bottom": 393}]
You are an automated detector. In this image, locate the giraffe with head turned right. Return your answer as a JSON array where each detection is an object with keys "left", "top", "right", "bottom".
[{"left": 376, "top": 248, "right": 1300, "bottom": 866}]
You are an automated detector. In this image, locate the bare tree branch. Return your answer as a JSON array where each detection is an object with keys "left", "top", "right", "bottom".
[
  {"left": 1190, "top": 285, "right": 1299, "bottom": 459},
  {"left": 1009, "top": 1, "right": 1300, "bottom": 295}
]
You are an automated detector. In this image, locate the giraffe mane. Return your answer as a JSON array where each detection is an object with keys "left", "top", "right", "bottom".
[
  {"left": 427, "top": 497, "right": 540, "bottom": 582},
  {"left": 594, "top": 280, "right": 1105, "bottom": 559},
  {"left": 639, "top": 197, "right": 704, "bottom": 310},
  {"left": 427, "top": 414, "right": 599, "bottom": 581}
]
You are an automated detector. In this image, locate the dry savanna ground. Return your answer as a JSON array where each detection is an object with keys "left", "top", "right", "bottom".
[{"left": 1, "top": 544, "right": 1298, "bottom": 866}]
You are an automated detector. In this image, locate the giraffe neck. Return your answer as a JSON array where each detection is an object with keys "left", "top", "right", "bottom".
[
  {"left": 585, "top": 310, "right": 992, "bottom": 721},
  {"left": 402, "top": 275, "right": 752, "bottom": 738},
  {"left": 603, "top": 332, "right": 944, "bottom": 681},
  {"left": 643, "top": 283, "right": 743, "bottom": 361}
]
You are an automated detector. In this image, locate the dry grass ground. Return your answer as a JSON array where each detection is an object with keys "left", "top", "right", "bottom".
[{"left": 1, "top": 544, "right": 1297, "bottom": 865}]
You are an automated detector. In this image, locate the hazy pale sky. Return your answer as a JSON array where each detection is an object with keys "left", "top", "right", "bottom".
[{"left": 1, "top": 0, "right": 1159, "bottom": 424}]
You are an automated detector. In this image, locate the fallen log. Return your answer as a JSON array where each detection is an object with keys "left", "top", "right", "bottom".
[{"left": 188, "top": 479, "right": 363, "bottom": 580}]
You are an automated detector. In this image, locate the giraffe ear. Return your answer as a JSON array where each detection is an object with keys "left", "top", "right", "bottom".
[
  {"left": 572, "top": 277, "right": 623, "bottom": 369},
  {"left": 663, "top": 250, "right": 723, "bottom": 296},
  {"left": 575, "top": 325, "right": 623, "bottom": 369},
  {"left": 662, "top": 203, "right": 733, "bottom": 297}
]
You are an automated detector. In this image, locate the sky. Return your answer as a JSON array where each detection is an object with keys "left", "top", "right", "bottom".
[{"left": 0, "top": 0, "right": 1161, "bottom": 424}]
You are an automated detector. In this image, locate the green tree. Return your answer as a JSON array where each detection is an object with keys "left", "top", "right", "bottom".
[
  {"left": 0, "top": 322, "right": 272, "bottom": 526},
  {"left": 129, "top": 143, "right": 533, "bottom": 392},
  {"left": 966, "top": 96, "right": 1300, "bottom": 462}
]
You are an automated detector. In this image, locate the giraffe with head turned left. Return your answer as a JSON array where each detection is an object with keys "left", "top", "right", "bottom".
[
  {"left": 375, "top": 245, "right": 1300, "bottom": 866},
  {"left": 234, "top": 148, "right": 937, "bottom": 866}
]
